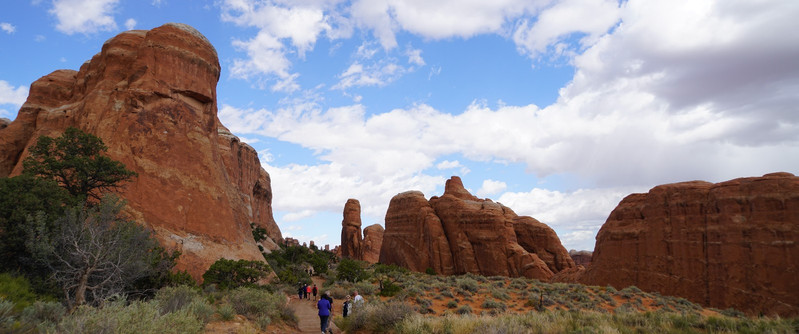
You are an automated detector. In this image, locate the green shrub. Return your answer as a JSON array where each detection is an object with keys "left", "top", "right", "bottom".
[
  {"left": 425, "top": 268, "right": 437, "bottom": 275},
  {"left": 446, "top": 300, "right": 458, "bottom": 309},
  {"left": 226, "top": 287, "right": 295, "bottom": 325},
  {"left": 481, "top": 298, "right": 506, "bottom": 312},
  {"left": 202, "top": 259, "right": 270, "bottom": 290},
  {"left": 21, "top": 300, "right": 65, "bottom": 331},
  {"left": 57, "top": 298, "right": 203, "bottom": 334},
  {"left": 455, "top": 304, "right": 472, "bottom": 315},
  {"left": 456, "top": 277, "right": 479, "bottom": 293},
  {"left": 340, "top": 301, "right": 414, "bottom": 332},
  {"left": 217, "top": 304, "right": 236, "bottom": 321},
  {"left": 336, "top": 258, "right": 369, "bottom": 283},
  {"left": 379, "top": 280, "right": 402, "bottom": 297},
  {"left": 355, "top": 281, "right": 377, "bottom": 296},
  {"left": 155, "top": 285, "right": 201, "bottom": 315},
  {"left": 0, "top": 273, "right": 40, "bottom": 311}
]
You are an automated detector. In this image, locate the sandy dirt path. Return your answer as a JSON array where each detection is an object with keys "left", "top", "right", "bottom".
[{"left": 288, "top": 278, "right": 342, "bottom": 334}]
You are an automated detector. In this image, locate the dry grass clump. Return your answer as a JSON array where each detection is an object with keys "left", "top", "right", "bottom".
[{"left": 334, "top": 300, "right": 415, "bottom": 332}]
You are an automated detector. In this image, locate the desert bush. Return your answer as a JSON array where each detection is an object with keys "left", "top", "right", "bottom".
[
  {"left": 456, "top": 277, "right": 479, "bottom": 293},
  {"left": 339, "top": 300, "right": 414, "bottom": 332},
  {"left": 509, "top": 278, "right": 528, "bottom": 290},
  {"left": 226, "top": 287, "right": 295, "bottom": 325},
  {"left": 329, "top": 285, "right": 349, "bottom": 299},
  {"left": 202, "top": 258, "right": 270, "bottom": 290},
  {"left": 0, "top": 274, "right": 46, "bottom": 311},
  {"left": 20, "top": 300, "right": 65, "bottom": 332},
  {"left": 155, "top": 285, "right": 201, "bottom": 315},
  {"left": 446, "top": 300, "right": 458, "bottom": 309},
  {"left": 217, "top": 304, "right": 235, "bottom": 321},
  {"left": 440, "top": 289, "right": 454, "bottom": 298},
  {"left": 455, "top": 305, "right": 472, "bottom": 315},
  {"left": 490, "top": 287, "right": 511, "bottom": 301},
  {"left": 354, "top": 281, "right": 377, "bottom": 296},
  {"left": 57, "top": 298, "right": 203, "bottom": 334},
  {"left": 482, "top": 298, "right": 506, "bottom": 312}
]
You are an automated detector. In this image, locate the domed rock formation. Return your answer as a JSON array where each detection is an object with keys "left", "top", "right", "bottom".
[
  {"left": 379, "top": 176, "right": 575, "bottom": 279},
  {"left": 569, "top": 250, "right": 593, "bottom": 267},
  {"left": 580, "top": 172, "right": 799, "bottom": 316},
  {"left": 0, "top": 23, "right": 282, "bottom": 280},
  {"left": 340, "top": 198, "right": 364, "bottom": 259},
  {"left": 362, "top": 224, "right": 384, "bottom": 264}
]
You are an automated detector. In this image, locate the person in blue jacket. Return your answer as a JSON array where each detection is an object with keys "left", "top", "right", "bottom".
[{"left": 317, "top": 291, "right": 332, "bottom": 333}]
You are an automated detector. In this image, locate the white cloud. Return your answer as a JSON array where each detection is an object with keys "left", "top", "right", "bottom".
[
  {"left": 124, "top": 18, "right": 136, "bottom": 30},
  {"left": 332, "top": 60, "right": 409, "bottom": 90},
  {"left": 476, "top": 179, "right": 507, "bottom": 197},
  {"left": 0, "top": 23, "right": 15, "bottom": 34},
  {"left": 513, "top": 0, "right": 621, "bottom": 60},
  {"left": 219, "top": 0, "right": 336, "bottom": 92},
  {"left": 50, "top": 0, "right": 119, "bottom": 35},
  {"left": 220, "top": 0, "right": 799, "bottom": 248},
  {"left": 0, "top": 80, "right": 28, "bottom": 107},
  {"left": 405, "top": 46, "right": 424, "bottom": 66}
]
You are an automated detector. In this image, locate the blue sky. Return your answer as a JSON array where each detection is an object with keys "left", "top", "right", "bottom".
[{"left": 1, "top": 0, "right": 798, "bottom": 251}]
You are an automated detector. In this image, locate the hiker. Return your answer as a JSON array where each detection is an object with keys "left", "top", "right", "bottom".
[
  {"left": 317, "top": 292, "right": 332, "bottom": 333},
  {"left": 305, "top": 284, "right": 312, "bottom": 300},
  {"left": 303, "top": 284, "right": 309, "bottom": 300},
  {"left": 322, "top": 291, "right": 334, "bottom": 333},
  {"left": 342, "top": 295, "right": 351, "bottom": 317},
  {"left": 312, "top": 284, "right": 318, "bottom": 301},
  {"left": 297, "top": 284, "right": 304, "bottom": 300}
]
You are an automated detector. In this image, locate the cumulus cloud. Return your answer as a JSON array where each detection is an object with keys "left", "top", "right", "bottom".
[
  {"left": 50, "top": 0, "right": 119, "bottom": 35},
  {"left": 476, "top": 179, "right": 507, "bottom": 197},
  {"left": 0, "top": 23, "right": 15, "bottom": 34},
  {"left": 124, "top": 18, "right": 136, "bottom": 30},
  {"left": 220, "top": 0, "right": 799, "bottom": 247},
  {"left": 513, "top": 0, "right": 621, "bottom": 60},
  {"left": 219, "top": 0, "right": 336, "bottom": 92},
  {"left": 0, "top": 80, "right": 28, "bottom": 108}
]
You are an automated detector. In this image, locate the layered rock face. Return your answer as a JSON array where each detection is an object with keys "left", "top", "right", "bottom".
[
  {"left": 362, "top": 224, "right": 384, "bottom": 264},
  {"left": 0, "top": 24, "right": 282, "bottom": 279},
  {"left": 340, "top": 199, "right": 364, "bottom": 259},
  {"left": 581, "top": 173, "right": 799, "bottom": 316},
  {"left": 569, "top": 250, "right": 593, "bottom": 267},
  {"left": 380, "top": 176, "right": 575, "bottom": 279}
]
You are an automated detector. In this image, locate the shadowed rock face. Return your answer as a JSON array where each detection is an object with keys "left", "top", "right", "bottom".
[
  {"left": 362, "top": 224, "right": 384, "bottom": 264},
  {"left": 379, "top": 176, "right": 575, "bottom": 279},
  {"left": 580, "top": 172, "right": 799, "bottom": 316},
  {"left": 340, "top": 199, "right": 364, "bottom": 259},
  {"left": 0, "top": 23, "right": 282, "bottom": 280}
]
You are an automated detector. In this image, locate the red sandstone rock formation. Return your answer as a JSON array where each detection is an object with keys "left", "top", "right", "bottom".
[
  {"left": 340, "top": 199, "right": 364, "bottom": 259},
  {"left": 0, "top": 23, "right": 282, "bottom": 280},
  {"left": 580, "top": 172, "right": 799, "bottom": 316},
  {"left": 380, "top": 176, "right": 575, "bottom": 279},
  {"left": 568, "top": 250, "right": 592, "bottom": 267},
  {"left": 362, "top": 224, "right": 384, "bottom": 264}
]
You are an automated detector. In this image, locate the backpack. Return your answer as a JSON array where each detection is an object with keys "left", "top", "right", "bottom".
[{"left": 342, "top": 301, "right": 350, "bottom": 317}]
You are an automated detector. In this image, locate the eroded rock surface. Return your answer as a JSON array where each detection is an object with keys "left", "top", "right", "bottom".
[
  {"left": 379, "top": 176, "right": 575, "bottom": 279},
  {"left": 580, "top": 172, "right": 799, "bottom": 316},
  {"left": 362, "top": 224, "right": 384, "bottom": 264},
  {"left": 0, "top": 24, "right": 282, "bottom": 279},
  {"left": 340, "top": 199, "right": 364, "bottom": 259}
]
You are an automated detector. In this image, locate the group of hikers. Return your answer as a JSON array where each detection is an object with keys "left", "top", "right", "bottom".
[{"left": 298, "top": 283, "right": 364, "bottom": 333}]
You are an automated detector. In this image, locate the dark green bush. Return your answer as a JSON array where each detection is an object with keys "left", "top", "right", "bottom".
[{"left": 202, "top": 258, "right": 270, "bottom": 290}]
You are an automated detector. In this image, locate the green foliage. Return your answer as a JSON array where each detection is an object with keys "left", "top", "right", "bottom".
[
  {"left": 336, "top": 300, "right": 414, "bottom": 332},
  {"left": 202, "top": 258, "right": 270, "bottom": 290},
  {"left": 425, "top": 267, "right": 437, "bottom": 275},
  {"left": 264, "top": 244, "right": 334, "bottom": 279},
  {"left": 250, "top": 223, "right": 268, "bottom": 243},
  {"left": 0, "top": 174, "right": 68, "bottom": 278},
  {"left": 336, "top": 258, "right": 369, "bottom": 283},
  {"left": 456, "top": 277, "right": 479, "bottom": 293},
  {"left": 23, "top": 127, "right": 137, "bottom": 203},
  {"left": 57, "top": 297, "right": 204, "bottom": 334},
  {"left": 0, "top": 273, "right": 41, "bottom": 311},
  {"left": 217, "top": 304, "right": 236, "bottom": 321},
  {"left": 446, "top": 300, "right": 458, "bottom": 309},
  {"left": 226, "top": 287, "right": 296, "bottom": 326}
]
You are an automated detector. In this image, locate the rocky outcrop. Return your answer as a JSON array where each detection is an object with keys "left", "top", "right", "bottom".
[
  {"left": 580, "top": 172, "right": 799, "bottom": 316},
  {"left": 379, "top": 176, "right": 575, "bottom": 279},
  {"left": 0, "top": 23, "right": 282, "bottom": 280},
  {"left": 340, "top": 199, "right": 364, "bottom": 259},
  {"left": 362, "top": 224, "right": 384, "bottom": 264},
  {"left": 569, "top": 250, "right": 592, "bottom": 267}
]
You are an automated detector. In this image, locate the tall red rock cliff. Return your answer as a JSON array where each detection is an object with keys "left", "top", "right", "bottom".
[
  {"left": 0, "top": 23, "right": 282, "bottom": 279},
  {"left": 340, "top": 198, "right": 364, "bottom": 259},
  {"left": 580, "top": 172, "right": 799, "bottom": 316},
  {"left": 380, "top": 176, "right": 575, "bottom": 279}
]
